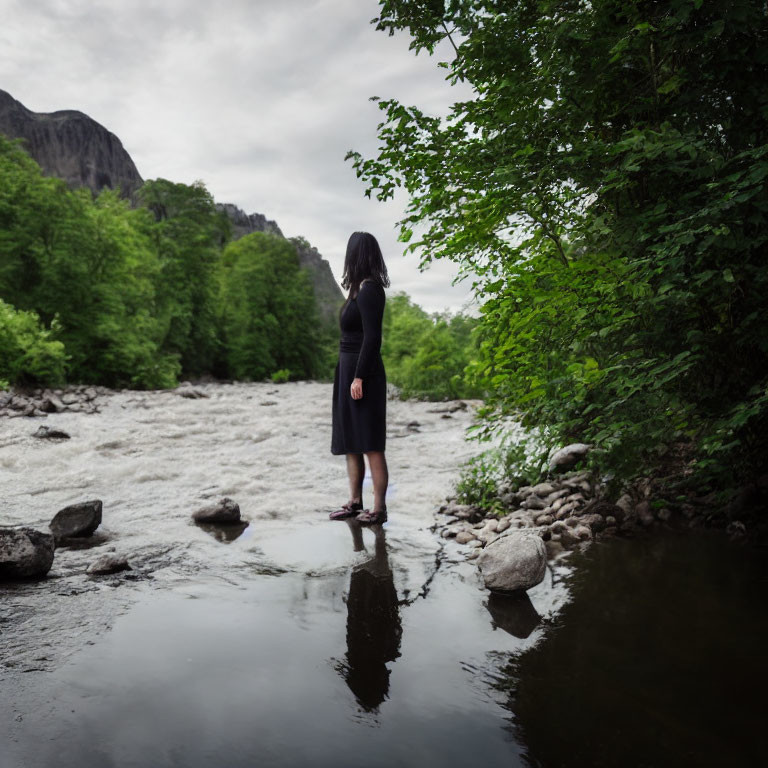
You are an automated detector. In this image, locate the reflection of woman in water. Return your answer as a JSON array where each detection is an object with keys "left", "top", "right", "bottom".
[
  {"left": 337, "top": 523, "right": 402, "bottom": 712},
  {"left": 329, "top": 232, "right": 389, "bottom": 525}
]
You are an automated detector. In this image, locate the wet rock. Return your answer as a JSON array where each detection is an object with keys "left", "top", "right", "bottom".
[
  {"left": 50, "top": 500, "right": 102, "bottom": 540},
  {"left": 192, "top": 497, "right": 241, "bottom": 524},
  {"left": 0, "top": 527, "right": 55, "bottom": 580},
  {"left": 42, "top": 394, "right": 66, "bottom": 412},
  {"left": 636, "top": 500, "right": 654, "bottom": 526},
  {"left": 522, "top": 495, "right": 546, "bottom": 510},
  {"left": 549, "top": 443, "right": 591, "bottom": 472},
  {"left": 477, "top": 530, "right": 547, "bottom": 594},
  {"left": 545, "top": 488, "right": 569, "bottom": 504},
  {"left": 574, "top": 525, "right": 592, "bottom": 541},
  {"left": 560, "top": 525, "right": 592, "bottom": 549},
  {"left": 555, "top": 501, "right": 579, "bottom": 519},
  {"left": 87, "top": 554, "right": 131, "bottom": 575},
  {"left": 545, "top": 539, "right": 565, "bottom": 559},
  {"left": 605, "top": 515, "right": 617, "bottom": 526},
  {"left": 32, "top": 425, "right": 71, "bottom": 440},
  {"left": 581, "top": 513, "right": 606, "bottom": 532},
  {"left": 726, "top": 521, "right": 746, "bottom": 539},
  {"left": 176, "top": 383, "right": 209, "bottom": 399},
  {"left": 616, "top": 494, "right": 634, "bottom": 520}
]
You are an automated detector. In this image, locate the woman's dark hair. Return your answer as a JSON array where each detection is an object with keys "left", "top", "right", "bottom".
[{"left": 341, "top": 232, "right": 390, "bottom": 297}]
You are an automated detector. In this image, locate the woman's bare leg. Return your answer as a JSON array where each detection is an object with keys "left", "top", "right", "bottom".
[
  {"left": 346, "top": 453, "right": 365, "bottom": 504},
  {"left": 365, "top": 451, "right": 388, "bottom": 512}
]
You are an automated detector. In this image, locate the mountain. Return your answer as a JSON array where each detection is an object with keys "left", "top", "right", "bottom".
[
  {"left": 0, "top": 88, "right": 143, "bottom": 196},
  {"left": 0, "top": 89, "right": 344, "bottom": 320}
]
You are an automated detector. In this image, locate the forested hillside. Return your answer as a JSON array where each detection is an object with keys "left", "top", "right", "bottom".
[{"left": 0, "top": 135, "right": 327, "bottom": 388}]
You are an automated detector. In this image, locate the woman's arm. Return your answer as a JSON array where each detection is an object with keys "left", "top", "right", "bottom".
[{"left": 354, "top": 281, "right": 385, "bottom": 380}]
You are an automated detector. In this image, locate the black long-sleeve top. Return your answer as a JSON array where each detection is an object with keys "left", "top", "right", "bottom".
[{"left": 339, "top": 280, "right": 386, "bottom": 379}]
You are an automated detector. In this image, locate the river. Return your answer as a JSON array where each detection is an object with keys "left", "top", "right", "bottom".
[{"left": 1, "top": 382, "right": 764, "bottom": 767}]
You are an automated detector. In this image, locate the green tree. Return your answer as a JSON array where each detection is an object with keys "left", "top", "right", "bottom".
[
  {"left": 138, "top": 178, "right": 230, "bottom": 377},
  {"left": 348, "top": 0, "right": 768, "bottom": 495},
  {"left": 219, "top": 232, "right": 320, "bottom": 380},
  {"left": 0, "top": 136, "right": 178, "bottom": 388},
  {"left": 0, "top": 299, "right": 67, "bottom": 388},
  {"left": 381, "top": 291, "right": 481, "bottom": 399}
]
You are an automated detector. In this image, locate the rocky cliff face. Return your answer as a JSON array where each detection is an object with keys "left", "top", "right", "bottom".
[
  {"left": 0, "top": 89, "right": 143, "bottom": 196},
  {"left": 290, "top": 236, "right": 345, "bottom": 324},
  {"left": 214, "top": 203, "right": 284, "bottom": 239}
]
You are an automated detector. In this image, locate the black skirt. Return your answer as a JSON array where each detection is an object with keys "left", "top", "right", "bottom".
[{"left": 331, "top": 351, "right": 386, "bottom": 455}]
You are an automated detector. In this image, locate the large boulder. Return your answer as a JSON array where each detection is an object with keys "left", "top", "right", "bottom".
[
  {"left": 192, "top": 497, "right": 241, "bottom": 524},
  {"left": 0, "top": 527, "right": 55, "bottom": 580},
  {"left": 477, "top": 530, "right": 547, "bottom": 594},
  {"left": 549, "top": 443, "right": 591, "bottom": 473},
  {"left": 50, "top": 499, "right": 102, "bottom": 541}
]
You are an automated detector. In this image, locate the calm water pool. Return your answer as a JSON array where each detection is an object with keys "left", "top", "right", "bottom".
[{"left": 3, "top": 524, "right": 765, "bottom": 767}]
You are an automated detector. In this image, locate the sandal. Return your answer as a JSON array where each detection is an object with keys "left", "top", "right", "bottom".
[
  {"left": 329, "top": 501, "right": 364, "bottom": 520},
  {"left": 356, "top": 507, "right": 387, "bottom": 525}
]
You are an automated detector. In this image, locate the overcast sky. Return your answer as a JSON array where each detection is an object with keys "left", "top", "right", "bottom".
[{"left": 0, "top": 0, "right": 477, "bottom": 313}]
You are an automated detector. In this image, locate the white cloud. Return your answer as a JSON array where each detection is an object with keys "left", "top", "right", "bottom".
[{"left": 0, "top": 0, "right": 477, "bottom": 313}]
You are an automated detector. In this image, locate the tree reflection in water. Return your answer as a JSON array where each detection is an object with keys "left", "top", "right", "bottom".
[{"left": 335, "top": 522, "right": 402, "bottom": 713}]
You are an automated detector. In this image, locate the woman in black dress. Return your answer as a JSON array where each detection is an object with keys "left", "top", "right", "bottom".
[{"left": 329, "top": 232, "right": 389, "bottom": 525}]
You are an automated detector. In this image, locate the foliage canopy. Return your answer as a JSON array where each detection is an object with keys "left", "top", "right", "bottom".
[{"left": 348, "top": 0, "right": 768, "bottom": 493}]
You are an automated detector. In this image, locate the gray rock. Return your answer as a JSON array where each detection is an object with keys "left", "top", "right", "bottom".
[
  {"left": 192, "top": 497, "right": 241, "bottom": 524},
  {"left": 496, "top": 519, "right": 511, "bottom": 533},
  {"left": 87, "top": 554, "right": 131, "bottom": 575},
  {"left": 50, "top": 500, "right": 102, "bottom": 540},
  {"left": 616, "top": 494, "right": 634, "bottom": 520},
  {"left": 60, "top": 392, "right": 79, "bottom": 405},
  {"left": 574, "top": 525, "right": 592, "bottom": 541},
  {"left": 530, "top": 482, "right": 556, "bottom": 496},
  {"left": 0, "top": 527, "right": 55, "bottom": 580},
  {"left": 581, "top": 513, "right": 606, "bottom": 532},
  {"left": 534, "top": 513, "right": 554, "bottom": 526},
  {"left": 522, "top": 495, "right": 547, "bottom": 510},
  {"left": 455, "top": 531, "right": 476, "bottom": 545},
  {"left": 636, "top": 500, "right": 654, "bottom": 526},
  {"left": 177, "top": 385, "right": 209, "bottom": 399},
  {"left": 477, "top": 531, "right": 547, "bottom": 594},
  {"left": 42, "top": 394, "right": 66, "bottom": 412},
  {"left": 33, "top": 425, "right": 71, "bottom": 440},
  {"left": 549, "top": 443, "right": 591, "bottom": 472}
]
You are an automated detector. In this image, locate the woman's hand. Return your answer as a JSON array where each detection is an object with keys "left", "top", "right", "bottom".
[{"left": 350, "top": 377, "right": 363, "bottom": 400}]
